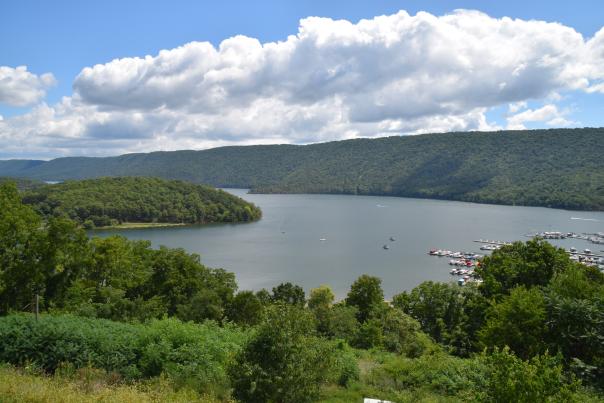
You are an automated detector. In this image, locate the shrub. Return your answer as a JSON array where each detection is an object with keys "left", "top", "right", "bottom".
[
  {"left": 229, "top": 304, "right": 334, "bottom": 403},
  {"left": 0, "top": 314, "right": 248, "bottom": 397}
]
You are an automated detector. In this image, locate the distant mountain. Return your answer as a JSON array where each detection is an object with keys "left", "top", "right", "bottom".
[
  {"left": 1, "top": 128, "right": 603, "bottom": 210},
  {"left": 0, "top": 160, "right": 45, "bottom": 177}
]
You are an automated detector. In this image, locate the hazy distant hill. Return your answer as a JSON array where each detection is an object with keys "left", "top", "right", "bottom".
[{"left": 1, "top": 128, "right": 603, "bottom": 210}]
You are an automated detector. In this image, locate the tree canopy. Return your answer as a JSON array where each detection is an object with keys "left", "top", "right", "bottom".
[{"left": 21, "top": 176, "right": 261, "bottom": 227}]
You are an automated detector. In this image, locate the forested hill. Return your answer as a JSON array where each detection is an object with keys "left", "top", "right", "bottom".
[
  {"left": 2, "top": 128, "right": 603, "bottom": 210},
  {"left": 21, "top": 177, "right": 262, "bottom": 228},
  {"left": 0, "top": 177, "right": 44, "bottom": 191}
]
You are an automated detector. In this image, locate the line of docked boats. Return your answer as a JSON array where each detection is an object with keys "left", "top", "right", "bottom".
[
  {"left": 479, "top": 244, "right": 502, "bottom": 251},
  {"left": 428, "top": 249, "right": 483, "bottom": 259},
  {"left": 569, "top": 247, "right": 604, "bottom": 268},
  {"left": 428, "top": 249, "right": 485, "bottom": 286},
  {"left": 528, "top": 231, "right": 604, "bottom": 245}
]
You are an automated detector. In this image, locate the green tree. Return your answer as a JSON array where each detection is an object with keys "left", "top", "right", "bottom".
[
  {"left": 322, "top": 303, "right": 359, "bottom": 343},
  {"left": 476, "top": 239, "right": 573, "bottom": 299},
  {"left": 544, "top": 266, "right": 604, "bottom": 386},
  {"left": 345, "top": 274, "right": 384, "bottom": 323},
  {"left": 308, "top": 285, "right": 336, "bottom": 335},
  {"left": 308, "top": 284, "right": 335, "bottom": 310},
  {"left": 481, "top": 347, "right": 578, "bottom": 402},
  {"left": 0, "top": 182, "right": 43, "bottom": 313},
  {"left": 271, "top": 282, "right": 305, "bottom": 306},
  {"left": 479, "top": 287, "right": 547, "bottom": 359},
  {"left": 226, "top": 290, "right": 264, "bottom": 326},
  {"left": 39, "top": 217, "right": 91, "bottom": 309},
  {"left": 392, "top": 281, "right": 465, "bottom": 345},
  {"left": 229, "top": 304, "right": 333, "bottom": 403}
]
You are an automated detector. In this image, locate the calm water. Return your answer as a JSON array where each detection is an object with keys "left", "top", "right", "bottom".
[{"left": 94, "top": 190, "right": 604, "bottom": 299}]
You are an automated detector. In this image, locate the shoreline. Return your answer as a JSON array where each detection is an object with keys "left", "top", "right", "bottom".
[{"left": 92, "top": 222, "right": 189, "bottom": 230}]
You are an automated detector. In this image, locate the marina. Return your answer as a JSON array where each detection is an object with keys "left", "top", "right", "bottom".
[{"left": 429, "top": 231, "right": 604, "bottom": 285}]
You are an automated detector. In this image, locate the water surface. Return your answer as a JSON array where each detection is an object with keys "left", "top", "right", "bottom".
[{"left": 94, "top": 190, "right": 604, "bottom": 299}]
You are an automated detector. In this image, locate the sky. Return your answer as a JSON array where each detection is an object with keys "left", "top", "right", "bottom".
[{"left": 1, "top": 0, "right": 604, "bottom": 159}]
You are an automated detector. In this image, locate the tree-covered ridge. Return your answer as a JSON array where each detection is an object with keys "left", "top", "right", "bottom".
[
  {"left": 21, "top": 177, "right": 261, "bottom": 228},
  {"left": 1, "top": 128, "right": 603, "bottom": 210}
]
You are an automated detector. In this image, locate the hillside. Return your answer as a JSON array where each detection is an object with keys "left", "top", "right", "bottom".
[
  {"left": 21, "top": 177, "right": 262, "bottom": 228},
  {"left": 1, "top": 128, "right": 603, "bottom": 210},
  {"left": 0, "top": 177, "right": 44, "bottom": 191}
]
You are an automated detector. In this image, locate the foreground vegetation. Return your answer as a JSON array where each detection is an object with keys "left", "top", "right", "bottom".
[
  {"left": 21, "top": 177, "right": 261, "bottom": 228},
  {"left": 0, "top": 365, "right": 208, "bottom": 403},
  {"left": 1, "top": 128, "right": 603, "bottom": 210},
  {"left": 1, "top": 180, "right": 603, "bottom": 401}
]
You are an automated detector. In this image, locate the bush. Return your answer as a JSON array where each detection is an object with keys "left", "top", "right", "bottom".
[
  {"left": 479, "top": 347, "right": 579, "bottom": 402},
  {"left": 0, "top": 314, "right": 248, "bottom": 397},
  {"left": 229, "top": 304, "right": 334, "bottom": 403},
  {"left": 329, "top": 341, "right": 360, "bottom": 387},
  {"left": 367, "top": 352, "right": 486, "bottom": 398}
]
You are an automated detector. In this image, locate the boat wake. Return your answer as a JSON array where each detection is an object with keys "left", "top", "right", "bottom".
[{"left": 571, "top": 217, "right": 600, "bottom": 222}]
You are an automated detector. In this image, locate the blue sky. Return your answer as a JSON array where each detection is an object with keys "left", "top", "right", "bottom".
[{"left": 1, "top": 0, "right": 604, "bottom": 158}]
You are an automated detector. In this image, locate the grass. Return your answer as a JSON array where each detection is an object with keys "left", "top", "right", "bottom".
[{"left": 0, "top": 365, "right": 223, "bottom": 403}]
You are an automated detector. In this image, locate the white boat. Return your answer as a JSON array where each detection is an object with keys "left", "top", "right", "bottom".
[{"left": 319, "top": 238, "right": 327, "bottom": 241}]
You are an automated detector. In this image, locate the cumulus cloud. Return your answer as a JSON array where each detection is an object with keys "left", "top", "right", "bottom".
[
  {"left": 0, "top": 66, "right": 56, "bottom": 107},
  {"left": 506, "top": 104, "right": 572, "bottom": 130},
  {"left": 1, "top": 9, "right": 604, "bottom": 157}
]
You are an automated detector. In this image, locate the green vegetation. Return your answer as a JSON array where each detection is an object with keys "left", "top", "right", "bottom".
[
  {"left": 21, "top": 176, "right": 261, "bottom": 228},
  {"left": 0, "top": 176, "right": 44, "bottom": 190},
  {"left": 1, "top": 128, "right": 603, "bottom": 210},
  {"left": 0, "top": 315, "right": 247, "bottom": 397},
  {"left": 0, "top": 365, "right": 209, "bottom": 403},
  {"left": 1, "top": 180, "right": 603, "bottom": 401}
]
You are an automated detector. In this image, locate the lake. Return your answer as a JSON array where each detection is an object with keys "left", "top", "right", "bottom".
[{"left": 94, "top": 190, "right": 604, "bottom": 299}]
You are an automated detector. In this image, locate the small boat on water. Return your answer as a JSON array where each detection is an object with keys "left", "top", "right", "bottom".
[
  {"left": 319, "top": 238, "right": 327, "bottom": 241},
  {"left": 570, "top": 247, "right": 577, "bottom": 253},
  {"left": 383, "top": 244, "right": 389, "bottom": 250},
  {"left": 390, "top": 236, "right": 396, "bottom": 242}
]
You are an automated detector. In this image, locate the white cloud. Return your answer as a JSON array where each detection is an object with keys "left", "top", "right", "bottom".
[
  {"left": 506, "top": 104, "right": 573, "bottom": 130},
  {"left": 508, "top": 101, "right": 527, "bottom": 113},
  {"left": 1, "top": 9, "right": 604, "bottom": 158},
  {"left": 0, "top": 66, "right": 56, "bottom": 107}
]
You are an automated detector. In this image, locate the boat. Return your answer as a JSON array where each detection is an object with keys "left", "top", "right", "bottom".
[
  {"left": 390, "top": 237, "right": 396, "bottom": 242},
  {"left": 584, "top": 249, "right": 593, "bottom": 255},
  {"left": 319, "top": 238, "right": 327, "bottom": 241},
  {"left": 570, "top": 247, "right": 577, "bottom": 253},
  {"left": 383, "top": 244, "right": 389, "bottom": 250}
]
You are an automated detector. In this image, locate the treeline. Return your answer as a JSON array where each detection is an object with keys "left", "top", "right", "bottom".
[
  {"left": 0, "top": 181, "right": 603, "bottom": 401},
  {"left": 0, "top": 176, "right": 44, "bottom": 191},
  {"left": 393, "top": 239, "right": 604, "bottom": 386},
  {"left": 1, "top": 128, "right": 603, "bottom": 210},
  {"left": 21, "top": 177, "right": 261, "bottom": 228}
]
